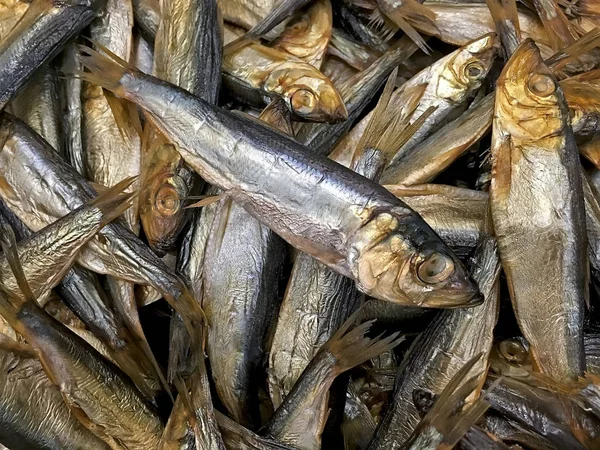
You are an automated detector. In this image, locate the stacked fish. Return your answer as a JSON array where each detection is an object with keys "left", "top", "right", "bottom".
[{"left": 1, "top": 0, "right": 600, "bottom": 448}]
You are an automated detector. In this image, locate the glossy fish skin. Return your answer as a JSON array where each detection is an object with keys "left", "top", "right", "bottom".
[
  {"left": 483, "top": 376, "right": 599, "bottom": 450},
  {"left": 4, "top": 300, "right": 164, "bottom": 449},
  {"left": 83, "top": 0, "right": 139, "bottom": 232},
  {"left": 77, "top": 52, "right": 482, "bottom": 309},
  {"left": 297, "top": 37, "right": 420, "bottom": 154},
  {"left": 202, "top": 196, "right": 287, "bottom": 427},
  {"left": 140, "top": 0, "right": 222, "bottom": 253},
  {"left": 0, "top": 184, "right": 132, "bottom": 304},
  {"left": 271, "top": 0, "right": 332, "bottom": 69},
  {"left": 386, "top": 185, "right": 488, "bottom": 257},
  {"left": 223, "top": 25, "right": 347, "bottom": 123},
  {"left": 0, "top": 0, "right": 106, "bottom": 109},
  {"left": 368, "top": 230, "right": 500, "bottom": 449},
  {"left": 334, "top": 34, "right": 496, "bottom": 171},
  {"left": 380, "top": 93, "right": 494, "bottom": 185},
  {"left": 12, "top": 65, "right": 64, "bottom": 156},
  {"left": 264, "top": 321, "right": 402, "bottom": 450},
  {"left": 217, "top": 0, "right": 277, "bottom": 31},
  {"left": 383, "top": 33, "right": 497, "bottom": 171},
  {"left": 0, "top": 346, "right": 111, "bottom": 450},
  {"left": 132, "top": 0, "right": 160, "bottom": 43},
  {"left": 0, "top": 113, "right": 201, "bottom": 329},
  {"left": 60, "top": 43, "right": 85, "bottom": 175},
  {"left": 490, "top": 39, "right": 587, "bottom": 382}
]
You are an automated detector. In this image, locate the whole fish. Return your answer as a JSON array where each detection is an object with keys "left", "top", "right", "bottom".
[
  {"left": 223, "top": 25, "right": 347, "bottom": 123},
  {"left": 0, "top": 0, "right": 106, "bottom": 109},
  {"left": 77, "top": 47, "right": 482, "bottom": 307},
  {"left": 0, "top": 294, "right": 164, "bottom": 449},
  {"left": 490, "top": 39, "right": 587, "bottom": 382},
  {"left": 0, "top": 197, "right": 161, "bottom": 400},
  {"left": 264, "top": 319, "right": 403, "bottom": 450},
  {"left": 199, "top": 101, "right": 291, "bottom": 427},
  {"left": 0, "top": 345, "right": 111, "bottom": 450},
  {"left": 140, "top": 0, "right": 222, "bottom": 253},
  {"left": 0, "top": 113, "right": 203, "bottom": 333},
  {"left": 333, "top": 34, "right": 497, "bottom": 173},
  {"left": 11, "top": 65, "right": 64, "bottom": 156},
  {"left": 368, "top": 227, "right": 500, "bottom": 449},
  {"left": 271, "top": 0, "right": 332, "bottom": 69}
]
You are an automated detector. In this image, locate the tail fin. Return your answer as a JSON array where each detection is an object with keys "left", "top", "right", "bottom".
[
  {"left": 378, "top": 0, "right": 435, "bottom": 54},
  {"left": 485, "top": 0, "right": 521, "bottom": 58},
  {"left": 216, "top": 411, "right": 293, "bottom": 449},
  {"left": 90, "top": 176, "right": 137, "bottom": 226},
  {"left": 326, "top": 319, "right": 404, "bottom": 375},
  {"left": 75, "top": 44, "right": 132, "bottom": 96},
  {"left": 407, "top": 354, "right": 491, "bottom": 448},
  {"left": 546, "top": 27, "right": 600, "bottom": 72}
]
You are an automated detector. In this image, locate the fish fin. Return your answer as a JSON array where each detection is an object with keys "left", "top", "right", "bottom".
[
  {"left": 259, "top": 98, "right": 294, "bottom": 136},
  {"left": 105, "top": 91, "right": 143, "bottom": 141},
  {"left": 90, "top": 181, "right": 109, "bottom": 195},
  {"left": 0, "top": 332, "right": 36, "bottom": 358},
  {"left": 326, "top": 319, "right": 404, "bottom": 374},
  {"left": 90, "top": 176, "right": 138, "bottom": 226},
  {"left": 368, "top": 8, "right": 400, "bottom": 42},
  {"left": 408, "top": 354, "right": 488, "bottom": 447},
  {"left": 223, "top": 36, "right": 255, "bottom": 55},
  {"left": 379, "top": 4, "right": 433, "bottom": 54},
  {"left": 532, "top": 0, "right": 578, "bottom": 51},
  {"left": 0, "top": 224, "right": 34, "bottom": 303},
  {"left": 184, "top": 193, "right": 226, "bottom": 209},
  {"left": 163, "top": 287, "right": 206, "bottom": 347},
  {"left": 485, "top": 0, "right": 522, "bottom": 58},
  {"left": 75, "top": 44, "right": 132, "bottom": 96},
  {"left": 352, "top": 68, "right": 398, "bottom": 167},
  {"left": 547, "top": 27, "right": 600, "bottom": 72}
]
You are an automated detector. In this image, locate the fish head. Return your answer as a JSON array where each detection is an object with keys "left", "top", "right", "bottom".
[
  {"left": 139, "top": 144, "right": 191, "bottom": 254},
  {"left": 278, "top": 71, "right": 347, "bottom": 123},
  {"left": 350, "top": 208, "right": 482, "bottom": 308},
  {"left": 435, "top": 33, "right": 497, "bottom": 103},
  {"left": 495, "top": 39, "right": 566, "bottom": 147}
]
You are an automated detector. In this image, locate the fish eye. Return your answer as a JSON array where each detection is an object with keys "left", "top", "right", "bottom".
[
  {"left": 527, "top": 73, "right": 555, "bottom": 97},
  {"left": 291, "top": 89, "right": 317, "bottom": 115},
  {"left": 417, "top": 252, "right": 455, "bottom": 284},
  {"left": 499, "top": 339, "right": 528, "bottom": 363},
  {"left": 464, "top": 61, "right": 485, "bottom": 80},
  {"left": 154, "top": 184, "right": 180, "bottom": 216}
]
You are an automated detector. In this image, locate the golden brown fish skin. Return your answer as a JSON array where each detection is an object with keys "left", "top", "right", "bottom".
[
  {"left": 140, "top": 0, "right": 222, "bottom": 253},
  {"left": 223, "top": 25, "right": 347, "bottom": 123},
  {"left": 3, "top": 300, "right": 164, "bottom": 450},
  {"left": 217, "top": 0, "right": 277, "bottom": 30},
  {"left": 490, "top": 39, "right": 587, "bottom": 382},
  {"left": 0, "top": 346, "right": 111, "bottom": 450},
  {"left": 271, "top": 0, "right": 332, "bottom": 69},
  {"left": 0, "top": 0, "right": 29, "bottom": 40},
  {"left": 83, "top": 0, "right": 140, "bottom": 232},
  {"left": 12, "top": 65, "right": 64, "bottom": 156}
]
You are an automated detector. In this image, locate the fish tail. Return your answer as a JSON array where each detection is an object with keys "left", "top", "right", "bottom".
[
  {"left": 90, "top": 176, "right": 138, "bottom": 226},
  {"left": 547, "top": 28, "right": 600, "bottom": 72},
  {"left": 104, "top": 91, "right": 143, "bottom": 142},
  {"left": 485, "top": 0, "right": 521, "bottom": 58},
  {"left": 75, "top": 44, "right": 133, "bottom": 97},
  {"left": 327, "top": 319, "right": 404, "bottom": 374},
  {"left": 379, "top": 3, "right": 433, "bottom": 53}
]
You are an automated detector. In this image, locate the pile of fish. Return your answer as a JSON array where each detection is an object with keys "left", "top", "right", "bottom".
[{"left": 3, "top": 0, "right": 600, "bottom": 448}]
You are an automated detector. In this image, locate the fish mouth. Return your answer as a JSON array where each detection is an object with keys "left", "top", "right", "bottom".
[
  {"left": 328, "top": 104, "right": 348, "bottom": 123},
  {"left": 419, "top": 280, "right": 483, "bottom": 308}
]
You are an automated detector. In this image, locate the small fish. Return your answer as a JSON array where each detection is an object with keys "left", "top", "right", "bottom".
[
  {"left": 368, "top": 226, "right": 500, "bottom": 449},
  {"left": 0, "top": 0, "right": 106, "bottom": 109},
  {"left": 490, "top": 39, "right": 587, "bottom": 382},
  {"left": 0, "top": 342, "right": 111, "bottom": 450},
  {"left": 76, "top": 46, "right": 482, "bottom": 307},
  {"left": 264, "top": 318, "right": 403, "bottom": 450},
  {"left": 223, "top": 25, "right": 347, "bottom": 123},
  {"left": 271, "top": 0, "right": 333, "bottom": 69}
]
